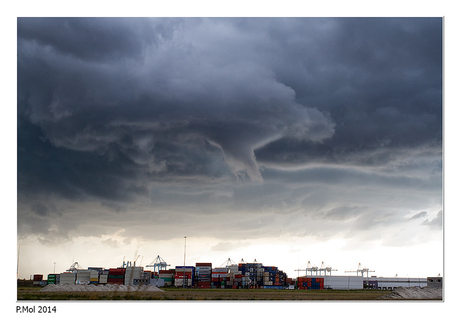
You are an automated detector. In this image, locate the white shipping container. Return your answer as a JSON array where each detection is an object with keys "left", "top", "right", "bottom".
[
  {"left": 174, "top": 278, "right": 192, "bottom": 287},
  {"left": 175, "top": 268, "right": 194, "bottom": 273},
  {"left": 76, "top": 271, "right": 91, "bottom": 282},
  {"left": 59, "top": 273, "right": 76, "bottom": 285}
]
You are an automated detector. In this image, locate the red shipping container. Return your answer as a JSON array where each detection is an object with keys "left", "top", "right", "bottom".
[
  {"left": 175, "top": 272, "right": 192, "bottom": 277},
  {"left": 109, "top": 268, "right": 126, "bottom": 275},
  {"left": 196, "top": 263, "right": 212, "bottom": 267}
]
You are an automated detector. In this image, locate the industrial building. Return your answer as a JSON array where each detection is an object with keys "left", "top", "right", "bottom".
[{"left": 427, "top": 276, "right": 442, "bottom": 288}]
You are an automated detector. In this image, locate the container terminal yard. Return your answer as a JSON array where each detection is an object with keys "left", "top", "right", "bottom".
[{"left": 27, "top": 256, "right": 442, "bottom": 291}]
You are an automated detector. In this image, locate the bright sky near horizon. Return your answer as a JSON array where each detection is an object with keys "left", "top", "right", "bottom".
[{"left": 15, "top": 14, "right": 445, "bottom": 282}]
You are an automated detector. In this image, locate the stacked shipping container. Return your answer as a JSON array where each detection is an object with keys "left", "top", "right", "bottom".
[
  {"left": 89, "top": 270, "right": 99, "bottom": 284},
  {"left": 47, "top": 274, "right": 60, "bottom": 285},
  {"left": 195, "top": 263, "right": 212, "bottom": 289},
  {"left": 174, "top": 266, "right": 194, "bottom": 287},
  {"left": 36, "top": 261, "right": 291, "bottom": 289},
  {"left": 297, "top": 277, "right": 324, "bottom": 290},
  {"left": 99, "top": 270, "right": 109, "bottom": 284},
  {"left": 76, "top": 270, "right": 91, "bottom": 284},
  {"left": 107, "top": 268, "right": 125, "bottom": 284},
  {"left": 33, "top": 274, "right": 43, "bottom": 285},
  {"left": 159, "top": 270, "right": 175, "bottom": 286},
  {"left": 211, "top": 267, "right": 228, "bottom": 288},
  {"left": 60, "top": 272, "right": 76, "bottom": 285}
]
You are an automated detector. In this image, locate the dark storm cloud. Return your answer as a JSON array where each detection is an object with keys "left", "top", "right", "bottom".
[
  {"left": 256, "top": 17, "right": 442, "bottom": 167},
  {"left": 17, "top": 17, "right": 177, "bottom": 62},
  {"left": 17, "top": 17, "right": 442, "bottom": 242}
]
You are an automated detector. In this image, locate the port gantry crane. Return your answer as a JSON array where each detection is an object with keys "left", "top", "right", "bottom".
[
  {"left": 220, "top": 258, "right": 237, "bottom": 268},
  {"left": 67, "top": 261, "right": 83, "bottom": 273},
  {"left": 318, "top": 261, "right": 338, "bottom": 276},
  {"left": 345, "top": 263, "right": 375, "bottom": 277},
  {"left": 295, "top": 261, "right": 315, "bottom": 276},
  {"left": 145, "top": 255, "right": 170, "bottom": 273},
  {"left": 295, "top": 261, "right": 337, "bottom": 276}
]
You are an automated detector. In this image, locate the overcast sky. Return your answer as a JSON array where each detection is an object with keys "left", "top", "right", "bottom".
[{"left": 17, "top": 17, "right": 443, "bottom": 279}]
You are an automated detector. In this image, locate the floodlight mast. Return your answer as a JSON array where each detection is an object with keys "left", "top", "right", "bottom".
[{"left": 183, "top": 236, "right": 187, "bottom": 288}]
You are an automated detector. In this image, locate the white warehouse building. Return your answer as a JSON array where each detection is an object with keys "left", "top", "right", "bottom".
[
  {"left": 300, "top": 275, "right": 364, "bottom": 290},
  {"left": 300, "top": 275, "right": 428, "bottom": 290},
  {"left": 364, "top": 277, "right": 427, "bottom": 290}
]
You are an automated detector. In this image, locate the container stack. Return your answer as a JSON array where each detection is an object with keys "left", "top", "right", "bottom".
[
  {"left": 211, "top": 267, "right": 228, "bottom": 288},
  {"left": 227, "top": 264, "right": 241, "bottom": 288},
  {"left": 174, "top": 266, "right": 194, "bottom": 287},
  {"left": 60, "top": 272, "right": 76, "bottom": 285},
  {"left": 159, "top": 269, "right": 175, "bottom": 286},
  {"left": 107, "top": 268, "right": 125, "bottom": 284},
  {"left": 76, "top": 270, "right": 91, "bottom": 284},
  {"left": 89, "top": 270, "right": 99, "bottom": 284},
  {"left": 142, "top": 271, "right": 152, "bottom": 280},
  {"left": 99, "top": 270, "right": 109, "bottom": 284},
  {"left": 195, "top": 262, "right": 212, "bottom": 289},
  {"left": 297, "top": 277, "right": 324, "bottom": 290},
  {"left": 33, "top": 274, "right": 43, "bottom": 285},
  {"left": 47, "top": 274, "right": 59, "bottom": 285},
  {"left": 239, "top": 263, "right": 264, "bottom": 288},
  {"left": 124, "top": 266, "right": 143, "bottom": 285}
]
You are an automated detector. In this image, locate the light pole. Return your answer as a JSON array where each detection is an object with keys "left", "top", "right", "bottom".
[
  {"left": 183, "top": 236, "right": 187, "bottom": 288},
  {"left": 53, "top": 262, "right": 56, "bottom": 274}
]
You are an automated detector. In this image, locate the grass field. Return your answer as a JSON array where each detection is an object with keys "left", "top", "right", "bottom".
[{"left": 17, "top": 285, "right": 391, "bottom": 301}]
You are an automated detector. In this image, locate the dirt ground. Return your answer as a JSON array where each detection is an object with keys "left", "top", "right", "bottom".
[
  {"left": 18, "top": 285, "right": 391, "bottom": 300},
  {"left": 378, "top": 287, "right": 442, "bottom": 300},
  {"left": 18, "top": 284, "right": 442, "bottom": 301}
]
